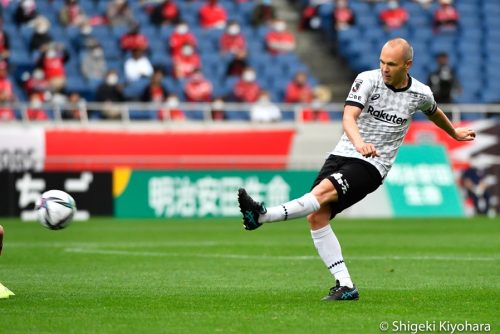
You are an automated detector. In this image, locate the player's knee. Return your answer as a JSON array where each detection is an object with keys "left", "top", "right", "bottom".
[
  {"left": 307, "top": 212, "right": 329, "bottom": 230},
  {"left": 311, "top": 179, "right": 338, "bottom": 205}
]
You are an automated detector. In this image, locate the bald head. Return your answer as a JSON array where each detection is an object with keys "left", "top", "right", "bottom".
[{"left": 383, "top": 38, "right": 413, "bottom": 62}]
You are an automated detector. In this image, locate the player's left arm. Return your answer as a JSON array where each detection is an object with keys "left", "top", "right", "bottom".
[{"left": 427, "top": 107, "right": 476, "bottom": 141}]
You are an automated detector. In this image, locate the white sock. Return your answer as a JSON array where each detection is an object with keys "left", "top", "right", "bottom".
[
  {"left": 311, "top": 224, "right": 353, "bottom": 288},
  {"left": 260, "top": 193, "right": 320, "bottom": 223}
]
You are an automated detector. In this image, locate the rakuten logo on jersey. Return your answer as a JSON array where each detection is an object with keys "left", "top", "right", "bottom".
[{"left": 367, "top": 106, "right": 408, "bottom": 125}]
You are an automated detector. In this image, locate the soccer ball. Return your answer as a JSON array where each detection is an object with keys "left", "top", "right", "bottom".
[{"left": 35, "top": 190, "right": 76, "bottom": 230}]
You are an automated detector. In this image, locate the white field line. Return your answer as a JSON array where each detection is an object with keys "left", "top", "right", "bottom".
[{"left": 63, "top": 248, "right": 499, "bottom": 262}]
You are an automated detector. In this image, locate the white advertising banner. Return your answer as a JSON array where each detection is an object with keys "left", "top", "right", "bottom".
[{"left": 0, "top": 128, "right": 45, "bottom": 172}]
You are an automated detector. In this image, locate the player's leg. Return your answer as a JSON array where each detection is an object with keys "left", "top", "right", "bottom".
[
  {"left": 237, "top": 182, "right": 331, "bottom": 230},
  {"left": 237, "top": 158, "right": 340, "bottom": 230},
  {"left": 308, "top": 205, "right": 358, "bottom": 301},
  {"left": 0, "top": 224, "right": 4, "bottom": 255}
]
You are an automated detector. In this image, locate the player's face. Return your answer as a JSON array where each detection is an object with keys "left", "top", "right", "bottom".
[{"left": 379, "top": 46, "right": 411, "bottom": 88}]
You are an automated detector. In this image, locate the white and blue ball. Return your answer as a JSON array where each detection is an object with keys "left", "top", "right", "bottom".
[{"left": 35, "top": 190, "right": 76, "bottom": 230}]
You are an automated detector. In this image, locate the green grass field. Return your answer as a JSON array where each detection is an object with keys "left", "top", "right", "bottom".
[{"left": 0, "top": 217, "right": 498, "bottom": 334}]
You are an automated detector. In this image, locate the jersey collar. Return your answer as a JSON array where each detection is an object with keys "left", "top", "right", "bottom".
[{"left": 385, "top": 74, "right": 412, "bottom": 92}]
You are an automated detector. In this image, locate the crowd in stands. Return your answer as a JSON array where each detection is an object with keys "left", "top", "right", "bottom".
[
  {"left": 296, "top": 0, "right": 499, "bottom": 111},
  {"left": 0, "top": 0, "right": 327, "bottom": 122}
]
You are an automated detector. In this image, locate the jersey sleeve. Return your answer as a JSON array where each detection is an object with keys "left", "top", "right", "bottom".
[
  {"left": 345, "top": 71, "right": 374, "bottom": 110},
  {"left": 418, "top": 87, "right": 438, "bottom": 116}
]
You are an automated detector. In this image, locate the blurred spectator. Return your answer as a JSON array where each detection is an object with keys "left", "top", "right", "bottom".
[
  {"left": 59, "top": 0, "right": 88, "bottom": 28},
  {"left": 158, "top": 93, "right": 185, "bottom": 121},
  {"left": 75, "top": 23, "right": 96, "bottom": 52},
  {"left": 0, "top": 61, "right": 15, "bottom": 120},
  {"left": 428, "top": 52, "right": 459, "bottom": 104},
  {"left": 333, "top": 0, "right": 356, "bottom": 31},
  {"left": 81, "top": 41, "right": 107, "bottom": 81},
  {"left": 219, "top": 21, "right": 246, "bottom": 55},
  {"left": 210, "top": 97, "right": 226, "bottom": 120},
  {"left": 232, "top": 67, "right": 261, "bottom": 102},
  {"left": 250, "top": 91, "right": 281, "bottom": 122},
  {"left": 251, "top": 0, "right": 276, "bottom": 27},
  {"left": 120, "top": 23, "right": 149, "bottom": 53},
  {"left": 299, "top": 2, "right": 321, "bottom": 31},
  {"left": 124, "top": 48, "right": 154, "bottom": 82},
  {"left": 107, "top": 0, "right": 135, "bottom": 27},
  {"left": 226, "top": 49, "right": 248, "bottom": 77},
  {"left": 301, "top": 101, "right": 330, "bottom": 122},
  {"left": 14, "top": 0, "right": 38, "bottom": 26},
  {"left": 63, "top": 91, "right": 84, "bottom": 119},
  {"left": 461, "top": 164, "right": 493, "bottom": 216},
  {"left": 184, "top": 69, "right": 213, "bottom": 102},
  {"left": 95, "top": 70, "right": 125, "bottom": 119},
  {"left": 29, "top": 17, "right": 53, "bottom": 53},
  {"left": 141, "top": 69, "right": 168, "bottom": 102},
  {"left": 433, "top": 0, "right": 459, "bottom": 32},
  {"left": 151, "top": 0, "right": 181, "bottom": 26},
  {"left": 0, "top": 19, "right": 10, "bottom": 62},
  {"left": 265, "top": 19, "right": 295, "bottom": 54},
  {"left": 169, "top": 21, "right": 197, "bottom": 57},
  {"left": 26, "top": 94, "right": 49, "bottom": 120},
  {"left": 22, "top": 67, "right": 51, "bottom": 102},
  {"left": 300, "top": 85, "right": 331, "bottom": 122},
  {"left": 413, "top": 0, "right": 434, "bottom": 10},
  {"left": 379, "top": 0, "right": 409, "bottom": 30},
  {"left": 172, "top": 43, "right": 201, "bottom": 79},
  {"left": 37, "top": 43, "right": 69, "bottom": 93},
  {"left": 199, "top": 0, "right": 227, "bottom": 29},
  {"left": 284, "top": 72, "right": 314, "bottom": 103}
]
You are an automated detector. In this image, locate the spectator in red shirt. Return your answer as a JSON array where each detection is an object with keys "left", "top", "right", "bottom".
[
  {"left": 300, "top": 86, "right": 332, "bottom": 122},
  {"left": 285, "top": 72, "right": 314, "bottom": 103},
  {"left": 232, "top": 67, "right": 261, "bottom": 102},
  {"left": 23, "top": 68, "right": 51, "bottom": 102},
  {"left": 220, "top": 21, "right": 246, "bottom": 55},
  {"left": 151, "top": 0, "right": 181, "bottom": 26},
  {"left": 158, "top": 93, "right": 185, "bottom": 121},
  {"left": 169, "top": 21, "right": 197, "bottom": 57},
  {"left": 37, "top": 44, "right": 69, "bottom": 93},
  {"left": 199, "top": 0, "right": 227, "bottom": 29},
  {"left": 172, "top": 43, "right": 201, "bottom": 79},
  {"left": 184, "top": 69, "right": 213, "bottom": 102},
  {"left": 141, "top": 69, "right": 168, "bottom": 103},
  {"left": 265, "top": 19, "right": 296, "bottom": 54},
  {"left": 0, "top": 61, "right": 15, "bottom": 121},
  {"left": 334, "top": 0, "right": 356, "bottom": 31},
  {"left": 379, "top": 0, "right": 409, "bottom": 30},
  {"left": 433, "top": 0, "right": 459, "bottom": 32},
  {"left": 26, "top": 94, "right": 49, "bottom": 121},
  {"left": 120, "top": 23, "right": 149, "bottom": 53}
]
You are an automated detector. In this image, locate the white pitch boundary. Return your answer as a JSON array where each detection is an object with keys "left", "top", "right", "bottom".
[{"left": 63, "top": 248, "right": 499, "bottom": 262}]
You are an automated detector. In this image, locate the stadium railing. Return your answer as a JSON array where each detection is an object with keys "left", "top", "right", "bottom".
[{"left": 2, "top": 102, "right": 500, "bottom": 124}]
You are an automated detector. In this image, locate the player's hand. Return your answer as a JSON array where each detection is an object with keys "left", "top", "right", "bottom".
[
  {"left": 453, "top": 127, "right": 476, "bottom": 141},
  {"left": 356, "top": 143, "right": 380, "bottom": 158}
]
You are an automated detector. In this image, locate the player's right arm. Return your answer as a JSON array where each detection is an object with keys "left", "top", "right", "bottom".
[{"left": 343, "top": 105, "right": 380, "bottom": 158}]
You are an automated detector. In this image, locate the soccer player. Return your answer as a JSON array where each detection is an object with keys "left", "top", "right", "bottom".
[{"left": 238, "top": 38, "right": 476, "bottom": 301}]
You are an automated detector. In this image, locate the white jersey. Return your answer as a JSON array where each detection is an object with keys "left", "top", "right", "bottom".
[{"left": 332, "top": 69, "right": 437, "bottom": 178}]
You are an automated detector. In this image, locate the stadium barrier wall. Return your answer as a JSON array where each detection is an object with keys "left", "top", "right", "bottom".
[
  {"left": 113, "top": 145, "right": 464, "bottom": 219},
  {"left": 0, "top": 172, "right": 113, "bottom": 219}
]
